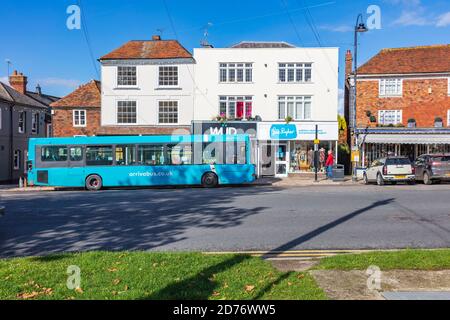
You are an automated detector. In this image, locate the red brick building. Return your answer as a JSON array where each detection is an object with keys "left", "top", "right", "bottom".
[
  {"left": 345, "top": 45, "right": 450, "bottom": 166},
  {"left": 51, "top": 80, "right": 101, "bottom": 137}
]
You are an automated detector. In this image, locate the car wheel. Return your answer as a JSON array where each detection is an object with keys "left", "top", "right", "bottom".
[
  {"left": 363, "top": 173, "right": 369, "bottom": 185},
  {"left": 86, "top": 174, "right": 103, "bottom": 191},
  {"left": 423, "top": 172, "right": 432, "bottom": 185},
  {"left": 377, "top": 173, "right": 384, "bottom": 186},
  {"left": 201, "top": 172, "right": 218, "bottom": 188}
]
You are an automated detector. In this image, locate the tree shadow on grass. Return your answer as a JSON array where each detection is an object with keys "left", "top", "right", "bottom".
[{"left": 141, "top": 254, "right": 250, "bottom": 300}]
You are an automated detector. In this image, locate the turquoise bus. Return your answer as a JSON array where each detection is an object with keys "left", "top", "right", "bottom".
[{"left": 27, "top": 135, "right": 256, "bottom": 190}]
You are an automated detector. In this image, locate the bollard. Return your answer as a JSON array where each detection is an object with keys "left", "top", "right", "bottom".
[{"left": 19, "top": 177, "right": 24, "bottom": 189}]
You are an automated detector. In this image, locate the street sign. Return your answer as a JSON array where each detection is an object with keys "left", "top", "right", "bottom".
[{"left": 351, "top": 150, "right": 360, "bottom": 163}]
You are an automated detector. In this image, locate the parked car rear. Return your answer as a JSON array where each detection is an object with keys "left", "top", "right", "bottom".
[
  {"left": 413, "top": 154, "right": 450, "bottom": 185},
  {"left": 364, "top": 156, "right": 415, "bottom": 186}
]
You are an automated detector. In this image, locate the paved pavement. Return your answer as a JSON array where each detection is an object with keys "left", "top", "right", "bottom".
[{"left": 1, "top": 183, "right": 450, "bottom": 257}]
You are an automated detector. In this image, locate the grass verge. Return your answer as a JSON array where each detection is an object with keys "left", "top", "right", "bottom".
[
  {"left": 0, "top": 251, "right": 326, "bottom": 300},
  {"left": 316, "top": 249, "right": 450, "bottom": 271}
]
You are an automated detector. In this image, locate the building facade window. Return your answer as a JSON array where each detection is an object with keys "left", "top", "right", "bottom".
[
  {"left": 13, "top": 150, "right": 21, "bottom": 170},
  {"left": 73, "top": 110, "right": 86, "bottom": 127},
  {"left": 278, "top": 63, "right": 312, "bottom": 83},
  {"left": 378, "top": 110, "right": 402, "bottom": 125},
  {"left": 278, "top": 96, "right": 312, "bottom": 120},
  {"left": 18, "top": 111, "right": 25, "bottom": 133},
  {"left": 158, "top": 101, "right": 178, "bottom": 124},
  {"left": 117, "top": 101, "right": 137, "bottom": 124},
  {"left": 117, "top": 66, "right": 137, "bottom": 86},
  {"left": 31, "top": 112, "right": 39, "bottom": 134},
  {"left": 379, "top": 79, "right": 402, "bottom": 96},
  {"left": 158, "top": 66, "right": 178, "bottom": 86},
  {"left": 219, "top": 63, "right": 253, "bottom": 83},
  {"left": 219, "top": 96, "right": 253, "bottom": 119}
]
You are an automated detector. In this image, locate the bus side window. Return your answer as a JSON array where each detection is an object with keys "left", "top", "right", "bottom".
[
  {"left": 237, "top": 141, "right": 247, "bottom": 164},
  {"left": 167, "top": 144, "right": 192, "bottom": 165},
  {"left": 69, "top": 147, "right": 83, "bottom": 162},
  {"left": 202, "top": 142, "right": 223, "bottom": 165},
  {"left": 115, "top": 145, "right": 136, "bottom": 166},
  {"left": 41, "top": 146, "right": 68, "bottom": 162},
  {"left": 86, "top": 146, "right": 113, "bottom": 166},
  {"left": 138, "top": 145, "right": 166, "bottom": 166}
]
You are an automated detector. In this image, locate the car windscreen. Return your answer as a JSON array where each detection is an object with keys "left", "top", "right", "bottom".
[
  {"left": 431, "top": 156, "right": 450, "bottom": 162},
  {"left": 386, "top": 158, "right": 411, "bottom": 165}
]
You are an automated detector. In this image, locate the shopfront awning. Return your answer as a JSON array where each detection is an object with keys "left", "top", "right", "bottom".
[{"left": 362, "top": 134, "right": 450, "bottom": 144}]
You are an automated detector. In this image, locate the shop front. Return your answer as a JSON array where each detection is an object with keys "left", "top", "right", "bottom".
[
  {"left": 257, "top": 122, "right": 338, "bottom": 177},
  {"left": 357, "top": 128, "right": 450, "bottom": 167},
  {"left": 192, "top": 121, "right": 258, "bottom": 164}
]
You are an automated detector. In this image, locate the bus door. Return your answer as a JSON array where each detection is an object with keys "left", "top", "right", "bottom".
[{"left": 67, "top": 146, "right": 85, "bottom": 185}]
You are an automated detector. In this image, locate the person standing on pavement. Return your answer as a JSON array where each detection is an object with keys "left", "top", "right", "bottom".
[{"left": 325, "top": 150, "right": 334, "bottom": 179}]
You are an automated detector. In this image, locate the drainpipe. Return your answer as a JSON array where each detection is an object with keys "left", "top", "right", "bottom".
[{"left": 9, "top": 103, "right": 14, "bottom": 182}]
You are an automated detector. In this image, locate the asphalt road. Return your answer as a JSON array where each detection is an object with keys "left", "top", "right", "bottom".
[{"left": 1, "top": 184, "right": 450, "bottom": 257}]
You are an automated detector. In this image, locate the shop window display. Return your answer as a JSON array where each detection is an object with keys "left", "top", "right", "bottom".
[{"left": 289, "top": 141, "right": 334, "bottom": 173}]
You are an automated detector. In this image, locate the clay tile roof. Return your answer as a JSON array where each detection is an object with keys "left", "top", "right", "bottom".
[
  {"left": 100, "top": 40, "right": 193, "bottom": 60},
  {"left": 357, "top": 45, "right": 450, "bottom": 75},
  {"left": 51, "top": 80, "right": 101, "bottom": 108}
]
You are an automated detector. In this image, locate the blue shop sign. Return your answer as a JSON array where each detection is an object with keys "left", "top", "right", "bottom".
[{"left": 270, "top": 124, "right": 298, "bottom": 140}]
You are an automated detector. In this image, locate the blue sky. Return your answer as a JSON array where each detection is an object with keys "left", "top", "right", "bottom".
[{"left": 1, "top": 0, "right": 449, "bottom": 110}]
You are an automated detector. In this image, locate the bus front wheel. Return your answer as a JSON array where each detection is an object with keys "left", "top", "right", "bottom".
[
  {"left": 201, "top": 172, "right": 218, "bottom": 188},
  {"left": 86, "top": 175, "right": 103, "bottom": 191}
]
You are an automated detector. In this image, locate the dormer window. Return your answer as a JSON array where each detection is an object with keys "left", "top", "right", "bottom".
[
  {"left": 435, "top": 117, "right": 443, "bottom": 128},
  {"left": 407, "top": 119, "right": 416, "bottom": 128},
  {"left": 117, "top": 66, "right": 137, "bottom": 87},
  {"left": 379, "top": 79, "right": 402, "bottom": 97}
]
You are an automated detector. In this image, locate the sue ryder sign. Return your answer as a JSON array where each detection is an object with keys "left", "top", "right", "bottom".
[{"left": 257, "top": 122, "right": 338, "bottom": 141}]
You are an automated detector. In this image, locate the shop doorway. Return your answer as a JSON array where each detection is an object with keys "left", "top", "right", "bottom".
[
  {"left": 259, "top": 143, "right": 275, "bottom": 176},
  {"left": 275, "top": 143, "right": 289, "bottom": 178}
]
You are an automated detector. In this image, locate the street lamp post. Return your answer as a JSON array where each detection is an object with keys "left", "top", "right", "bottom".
[{"left": 351, "top": 14, "right": 368, "bottom": 181}]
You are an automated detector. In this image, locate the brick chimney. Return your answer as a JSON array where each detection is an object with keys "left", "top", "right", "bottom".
[
  {"left": 152, "top": 35, "right": 161, "bottom": 41},
  {"left": 345, "top": 50, "right": 353, "bottom": 79},
  {"left": 9, "top": 70, "right": 28, "bottom": 94}
]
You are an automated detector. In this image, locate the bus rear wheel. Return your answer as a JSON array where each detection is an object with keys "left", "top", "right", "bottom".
[
  {"left": 86, "top": 175, "right": 103, "bottom": 191},
  {"left": 201, "top": 172, "right": 218, "bottom": 188}
]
